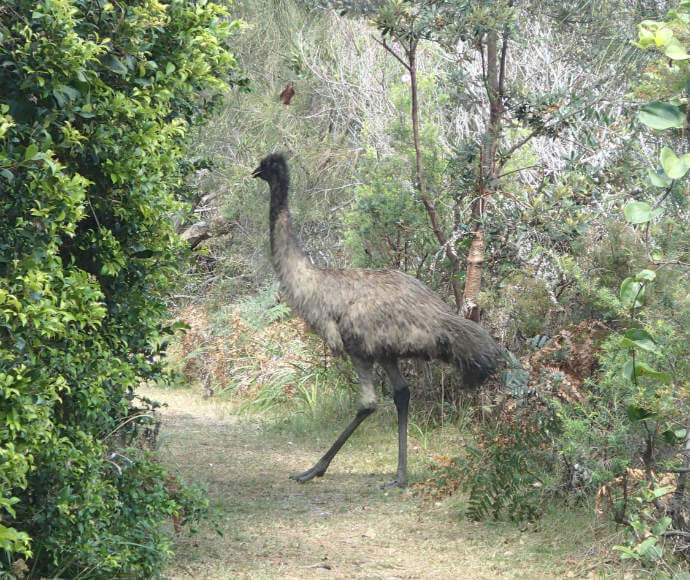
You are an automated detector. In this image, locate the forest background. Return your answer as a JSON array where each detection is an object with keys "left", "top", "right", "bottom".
[{"left": 1, "top": 0, "right": 689, "bottom": 578}]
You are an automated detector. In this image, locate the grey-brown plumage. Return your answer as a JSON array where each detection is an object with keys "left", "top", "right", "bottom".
[{"left": 252, "top": 153, "right": 503, "bottom": 487}]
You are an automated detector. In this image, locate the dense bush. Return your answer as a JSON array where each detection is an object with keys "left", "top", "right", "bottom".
[{"left": 0, "top": 0, "right": 243, "bottom": 575}]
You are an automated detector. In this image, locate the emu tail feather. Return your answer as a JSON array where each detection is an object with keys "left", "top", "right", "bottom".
[{"left": 442, "top": 316, "right": 504, "bottom": 387}]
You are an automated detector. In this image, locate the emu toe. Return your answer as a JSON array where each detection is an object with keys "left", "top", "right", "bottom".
[
  {"left": 373, "top": 479, "right": 407, "bottom": 489},
  {"left": 290, "top": 464, "right": 326, "bottom": 483}
]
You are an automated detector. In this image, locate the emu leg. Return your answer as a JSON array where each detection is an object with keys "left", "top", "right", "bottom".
[
  {"left": 291, "top": 357, "right": 376, "bottom": 483},
  {"left": 380, "top": 359, "right": 410, "bottom": 488}
]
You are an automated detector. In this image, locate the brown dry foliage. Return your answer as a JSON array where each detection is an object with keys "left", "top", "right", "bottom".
[
  {"left": 169, "top": 304, "right": 325, "bottom": 399},
  {"left": 526, "top": 319, "right": 611, "bottom": 404},
  {"left": 415, "top": 320, "right": 611, "bottom": 502},
  {"left": 411, "top": 454, "right": 462, "bottom": 501},
  {"left": 279, "top": 82, "right": 295, "bottom": 105},
  {"left": 595, "top": 467, "right": 677, "bottom": 516}
]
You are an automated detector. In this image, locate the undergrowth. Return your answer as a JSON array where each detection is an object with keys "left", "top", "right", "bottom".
[{"left": 169, "top": 290, "right": 324, "bottom": 405}]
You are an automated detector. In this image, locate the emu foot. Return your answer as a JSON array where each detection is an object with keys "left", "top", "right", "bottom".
[
  {"left": 371, "top": 479, "right": 407, "bottom": 489},
  {"left": 290, "top": 464, "right": 326, "bottom": 483}
]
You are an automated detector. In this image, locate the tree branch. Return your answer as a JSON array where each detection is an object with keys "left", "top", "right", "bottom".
[
  {"left": 373, "top": 36, "right": 411, "bottom": 71},
  {"left": 498, "top": 2, "right": 512, "bottom": 97},
  {"left": 498, "top": 128, "right": 541, "bottom": 168},
  {"left": 495, "top": 163, "right": 542, "bottom": 180},
  {"left": 498, "top": 93, "right": 608, "bottom": 171}
]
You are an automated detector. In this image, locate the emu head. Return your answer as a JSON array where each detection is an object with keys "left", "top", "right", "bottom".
[{"left": 251, "top": 153, "right": 288, "bottom": 184}]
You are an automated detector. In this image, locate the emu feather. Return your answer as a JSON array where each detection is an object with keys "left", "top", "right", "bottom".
[{"left": 252, "top": 153, "right": 502, "bottom": 487}]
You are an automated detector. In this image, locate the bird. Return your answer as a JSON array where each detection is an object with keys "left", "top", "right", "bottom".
[
  {"left": 251, "top": 153, "right": 503, "bottom": 487},
  {"left": 279, "top": 82, "right": 295, "bottom": 105}
]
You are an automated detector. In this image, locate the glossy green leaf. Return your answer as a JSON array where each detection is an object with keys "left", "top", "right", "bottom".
[
  {"left": 636, "top": 537, "right": 662, "bottom": 561},
  {"left": 637, "top": 25, "right": 655, "bottom": 47},
  {"left": 661, "top": 146, "right": 690, "bottom": 178},
  {"left": 638, "top": 102, "right": 684, "bottom": 130},
  {"left": 655, "top": 27, "right": 673, "bottom": 47},
  {"left": 56, "top": 84, "right": 80, "bottom": 101},
  {"left": 665, "top": 37, "right": 689, "bottom": 59},
  {"left": 623, "top": 201, "right": 650, "bottom": 223},
  {"left": 635, "top": 269, "right": 656, "bottom": 281},
  {"left": 612, "top": 545, "right": 638, "bottom": 560},
  {"left": 625, "top": 403, "right": 656, "bottom": 421},
  {"left": 651, "top": 486, "right": 673, "bottom": 499},
  {"left": 623, "top": 201, "right": 662, "bottom": 224},
  {"left": 647, "top": 168, "right": 672, "bottom": 187},
  {"left": 24, "top": 144, "right": 38, "bottom": 161},
  {"left": 621, "top": 328, "right": 658, "bottom": 352},
  {"left": 620, "top": 277, "right": 645, "bottom": 308},
  {"left": 102, "top": 54, "right": 128, "bottom": 75},
  {"left": 662, "top": 427, "right": 687, "bottom": 444},
  {"left": 652, "top": 516, "right": 672, "bottom": 535},
  {"left": 639, "top": 362, "right": 670, "bottom": 383},
  {"left": 623, "top": 360, "right": 671, "bottom": 384}
]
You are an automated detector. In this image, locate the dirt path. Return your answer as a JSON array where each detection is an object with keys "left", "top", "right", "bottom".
[{"left": 144, "top": 386, "right": 612, "bottom": 580}]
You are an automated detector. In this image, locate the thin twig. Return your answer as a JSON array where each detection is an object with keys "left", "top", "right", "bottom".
[
  {"left": 372, "top": 36, "right": 410, "bottom": 71},
  {"left": 495, "top": 164, "right": 542, "bottom": 180},
  {"left": 101, "top": 412, "right": 154, "bottom": 442},
  {"left": 652, "top": 181, "right": 675, "bottom": 209},
  {"left": 663, "top": 530, "right": 690, "bottom": 537}
]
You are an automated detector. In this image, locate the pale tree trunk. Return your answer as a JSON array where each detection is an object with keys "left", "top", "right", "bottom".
[{"left": 462, "top": 28, "right": 507, "bottom": 321}]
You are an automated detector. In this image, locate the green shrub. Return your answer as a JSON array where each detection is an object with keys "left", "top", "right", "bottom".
[
  {"left": 0, "top": 0, "right": 243, "bottom": 575},
  {"left": 344, "top": 148, "right": 438, "bottom": 272},
  {"left": 457, "top": 390, "right": 560, "bottom": 522}
]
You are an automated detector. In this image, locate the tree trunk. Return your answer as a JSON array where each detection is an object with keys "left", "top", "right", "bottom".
[
  {"left": 463, "top": 223, "right": 485, "bottom": 322},
  {"left": 408, "top": 39, "right": 463, "bottom": 311},
  {"left": 461, "top": 29, "right": 506, "bottom": 321}
]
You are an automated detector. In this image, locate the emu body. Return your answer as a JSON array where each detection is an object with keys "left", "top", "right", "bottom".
[{"left": 252, "top": 153, "right": 502, "bottom": 487}]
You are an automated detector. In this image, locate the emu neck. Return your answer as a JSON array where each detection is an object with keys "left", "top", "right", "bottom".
[{"left": 268, "top": 179, "right": 314, "bottom": 291}]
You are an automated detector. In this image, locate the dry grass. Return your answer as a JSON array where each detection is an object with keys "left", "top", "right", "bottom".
[
  {"left": 139, "top": 384, "right": 626, "bottom": 580},
  {"left": 167, "top": 302, "right": 328, "bottom": 402}
]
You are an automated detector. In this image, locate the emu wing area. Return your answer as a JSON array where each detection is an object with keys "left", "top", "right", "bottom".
[{"left": 319, "top": 269, "right": 458, "bottom": 362}]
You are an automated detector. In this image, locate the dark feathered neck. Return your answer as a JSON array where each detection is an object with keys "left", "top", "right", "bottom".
[
  {"left": 267, "top": 161, "right": 311, "bottom": 275},
  {"left": 268, "top": 173, "right": 289, "bottom": 226}
]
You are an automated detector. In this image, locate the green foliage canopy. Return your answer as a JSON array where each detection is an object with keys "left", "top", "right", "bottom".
[{"left": 0, "top": 0, "right": 243, "bottom": 575}]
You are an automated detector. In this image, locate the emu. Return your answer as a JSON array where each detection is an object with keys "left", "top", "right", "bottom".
[{"left": 252, "top": 153, "right": 502, "bottom": 487}]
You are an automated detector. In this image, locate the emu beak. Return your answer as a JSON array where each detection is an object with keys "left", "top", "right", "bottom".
[{"left": 251, "top": 165, "right": 262, "bottom": 178}]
